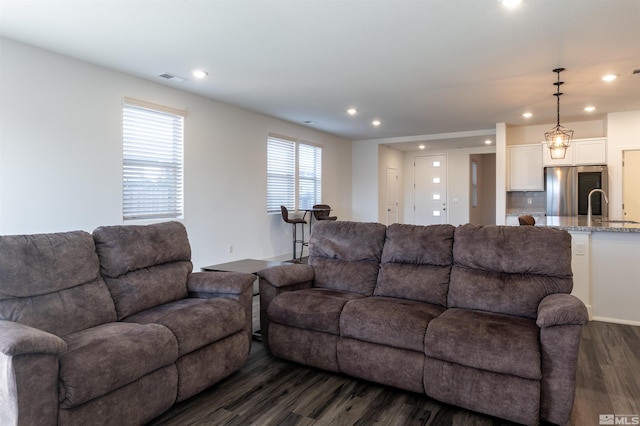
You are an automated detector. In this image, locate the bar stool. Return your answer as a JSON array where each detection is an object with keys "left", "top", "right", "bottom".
[
  {"left": 312, "top": 204, "right": 337, "bottom": 221},
  {"left": 518, "top": 215, "right": 536, "bottom": 226},
  {"left": 280, "top": 206, "right": 308, "bottom": 261}
]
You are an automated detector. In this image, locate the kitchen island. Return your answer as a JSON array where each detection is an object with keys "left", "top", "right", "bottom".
[{"left": 529, "top": 216, "right": 640, "bottom": 325}]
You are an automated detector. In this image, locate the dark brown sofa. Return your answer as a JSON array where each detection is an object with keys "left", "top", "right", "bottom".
[
  {"left": 0, "top": 221, "right": 254, "bottom": 426},
  {"left": 258, "top": 221, "right": 588, "bottom": 425}
]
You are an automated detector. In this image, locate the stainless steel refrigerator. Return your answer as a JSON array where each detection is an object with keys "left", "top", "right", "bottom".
[{"left": 545, "top": 165, "right": 608, "bottom": 217}]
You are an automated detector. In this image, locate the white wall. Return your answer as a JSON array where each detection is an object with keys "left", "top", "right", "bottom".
[
  {"left": 0, "top": 38, "right": 352, "bottom": 268},
  {"left": 351, "top": 139, "right": 379, "bottom": 222},
  {"left": 506, "top": 119, "right": 605, "bottom": 146},
  {"left": 606, "top": 111, "right": 640, "bottom": 219}
]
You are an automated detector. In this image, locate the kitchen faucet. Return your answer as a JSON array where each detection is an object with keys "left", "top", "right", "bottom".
[{"left": 587, "top": 189, "right": 609, "bottom": 226}]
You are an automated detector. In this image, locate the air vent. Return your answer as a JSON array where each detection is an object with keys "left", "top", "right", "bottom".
[{"left": 157, "top": 73, "right": 186, "bottom": 82}]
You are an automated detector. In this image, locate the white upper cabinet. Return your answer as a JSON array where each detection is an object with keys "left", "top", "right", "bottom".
[
  {"left": 542, "top": 138, "right": 606, "bottom": 166},
  {"left": 574, "top": 138, "right": 607, "bottom": 165},
  {"left": 508, "top": 144, "right": 544, "bottom": 191}
]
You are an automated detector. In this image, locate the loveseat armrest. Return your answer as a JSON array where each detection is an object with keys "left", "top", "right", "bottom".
[
  {"left": 187, "top": 271, "right": 255, "bottom": 297},
  {"left": 0, "top": 320, "right": 66, "bottom": 426},
  {"left": 258, "top": 264, "right": 314, "bottom": 288},
  {"left": 257, "top": 264, "right": 314, "bottom": 349},
  {"left": 0, "top": 320, "right": 67, "bottom": 356},
  {"left": 536, "top": 293, "right": 588, "bottom": 328},
  {"left": 188, "top": 271, "right": 256, "bottom": 340}
]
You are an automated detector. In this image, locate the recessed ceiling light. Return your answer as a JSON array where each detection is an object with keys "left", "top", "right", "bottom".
[
  {"left": 602, "top": 74, "right": 617, "bottom": 82},
  {"left": 419, "top": 144, "right": 426, "bottom": 150},
  {"left": 484, "top": 140, "right": 492, "bottom": 145},
  {"left": 502, "top": 0, "right": 523, "bottom": 9},
  {"left": 191, "top": 69, "right": 208, "bottom": 79},
  {"left": 372, "top": 120, "right": 381, "bottom": 126},
  {"left": 347, "top": 108, "right": 357, "bottom": 115},
  {"left": 522, "top": 112, "right": 533, "bottom": 118},
  {"left": 584, "top": 106, "right": 596, "bottom": 112}
]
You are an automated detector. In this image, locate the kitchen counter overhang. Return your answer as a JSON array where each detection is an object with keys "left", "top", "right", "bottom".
[{"left": 539, "top": 216, "right": 640, "bottom": 233}]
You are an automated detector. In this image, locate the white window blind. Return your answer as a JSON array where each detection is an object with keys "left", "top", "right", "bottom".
[
  {"left": 122, "top": 98, "right": 185, "bottom": 220},
  {"left": 267, "top": 136, "right": 296, "bottom": 212},
  {"left": 298, "top": 143, "right": 322, "bottom": 210},
  {"left": 267, "top": 134, "right": 322, "bottom": 213}
]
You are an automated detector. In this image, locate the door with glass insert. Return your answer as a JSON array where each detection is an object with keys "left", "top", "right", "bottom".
[{"left": 414, "top": 154, "right": 447, "bottom": 225}]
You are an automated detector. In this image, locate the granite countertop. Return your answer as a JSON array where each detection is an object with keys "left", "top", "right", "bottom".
[
  {"left": 506, "top": 211, "right": 546, "bottom": 216},
  {"left": 537, "top": 216, "right": 640, "bottom": 233}
]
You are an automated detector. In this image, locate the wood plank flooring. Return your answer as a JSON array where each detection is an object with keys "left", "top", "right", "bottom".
[{"left": 148, "top": 320, "right": 640, "bottom": 426}]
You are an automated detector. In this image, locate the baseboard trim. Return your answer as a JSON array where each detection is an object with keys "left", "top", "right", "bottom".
[
  {"left": 585, "top": 304, "right": 592, "bottom": 321},
  {"left": 591, "top": 316, "right": 640, "bottom": 327}
]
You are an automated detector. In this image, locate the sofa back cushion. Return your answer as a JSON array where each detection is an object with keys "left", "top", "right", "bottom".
[
  {"left": 0, "top": 231, "right": 117, "bottom": 336},
  {"left": 308, "top": 221, "right": 386, "bottom": 296},
  {"left": 449, "top": 224, "right": 573, "bottom": 318},
  {"left": 93, "top": 221, "right": 192, "bottom": 319},
  {"left": 374, "top": 224, "right": 455, "bottom": 306}
]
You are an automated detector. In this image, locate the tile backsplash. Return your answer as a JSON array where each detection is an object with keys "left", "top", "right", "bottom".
[{"left": 507, "top": 191, "right": 546, "bottom": 214}]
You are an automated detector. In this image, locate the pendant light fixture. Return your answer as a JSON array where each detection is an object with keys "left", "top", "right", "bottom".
[{"left": 544, "top": 68, "right": 574, "bottom": 159}]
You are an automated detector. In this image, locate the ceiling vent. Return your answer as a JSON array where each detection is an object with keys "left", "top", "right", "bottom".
[{"left": 157, "top": 73, "right": 186, "bottom": 82}]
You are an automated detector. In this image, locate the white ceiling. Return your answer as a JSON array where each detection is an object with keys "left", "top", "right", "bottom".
[{"left": 1, "top": 0, "right": 639, "bottom": 148}]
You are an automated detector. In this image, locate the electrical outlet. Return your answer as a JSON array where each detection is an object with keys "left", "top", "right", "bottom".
[
  {"left": 527, "top": 197, "right": 532, "bottom": 204},
  {"left": 228, "top": 245, "right": 233, "bottom": 254}
]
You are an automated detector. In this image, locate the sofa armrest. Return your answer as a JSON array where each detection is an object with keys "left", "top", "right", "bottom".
[
  {"left": 0, "top": 320, "right": 67, "bottom": 356},
  {"left": 257, "top": 264, "right": 314, "bottom": 288},
  {"left": 257, "top": 264, "right": 314, "bottom": 349},
  {"left": 0, "top": 321, "right": 65, "bottom": 426},
  {"left": 536, "top": 293, "right": 588, "bottom": 424},
  {"left": 536, "top": 293, "right": 588, "bottom": 329},
  {"left": 187, "top": 271, "right": 255, "bottom": 343},
  {"left": 187, "top": 271, "right": 255, "bottom": 297}
]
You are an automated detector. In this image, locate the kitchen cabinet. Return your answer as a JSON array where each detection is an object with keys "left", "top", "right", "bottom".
[
  {"left": 575, "top": 138, "right": 607, "bottom": 165},
  {"left": 542, "top": 138, "right": 606, "bottom": 166},
  {"left": 508, "top": 144, "right": 543, "bottom": 191}
]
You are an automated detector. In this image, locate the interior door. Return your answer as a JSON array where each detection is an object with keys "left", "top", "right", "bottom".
[
  {"left": 414, "top": 154, "right": 447, "bottom": 225},
  {"left": 386, "top": 167, "right": 399, "bottom": 225},
  {"left": 623, "top": 149, "right": 640, "bottom": 221}
]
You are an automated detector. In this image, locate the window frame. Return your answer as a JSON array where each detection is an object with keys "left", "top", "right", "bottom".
[
  {"left": 267, "top": 134, "right": 322, "bottom": 213},
  {"left": 122, "top": 97, "right": 185, "bottom": 221}
]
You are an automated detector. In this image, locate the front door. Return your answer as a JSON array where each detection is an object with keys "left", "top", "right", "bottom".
[{"left": 414, "top": 154, "right": 447, "bottom": 225}]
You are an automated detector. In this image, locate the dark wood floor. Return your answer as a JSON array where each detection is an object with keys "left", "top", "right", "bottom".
[{"left": 148, "top": 320, "right": 640, "bottom": 426}]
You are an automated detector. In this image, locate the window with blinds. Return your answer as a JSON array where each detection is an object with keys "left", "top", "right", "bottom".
[
  {"left": 267, "top": 134, "right": 322, "bottom": 213},
  {"left": 122, "top": 98, "right": 185, "bottom": 220}
]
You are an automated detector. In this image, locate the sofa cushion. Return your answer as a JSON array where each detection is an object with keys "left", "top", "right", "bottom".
[
  {"left": 308, "top": 221, "right": 386, "bottom": 295},
  {"left": 59, "top": 322, "right": 178, "bottom": 409},
  {"left": 101, "top": 261, "right": 192, "bottom": 320},
  {"left": 340, "top": 297, "right": 445, "bottom": 352},
  {"left": 93, "top": 222, "right": 193, "bottom": 319},
  {"left": 124, "top": 298, "right": 246, "bottom": 356},
  {"left": 424, "top": 308, "right": 541, "bottom": 380},
  {"left": 93, "top": 221, "right": 192, "bottom": 277},
  {"left": 448, "top": 224, "right": 573, "bottom": 318},
  {"left": 374, "top": 223, "right": 454, "bottom": 306},
  {"left": 268, "top": 288, "right": 365, "bottom": 335},
  {"left": 0, "top": 231, "right": 116, "bottom": 336}
]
